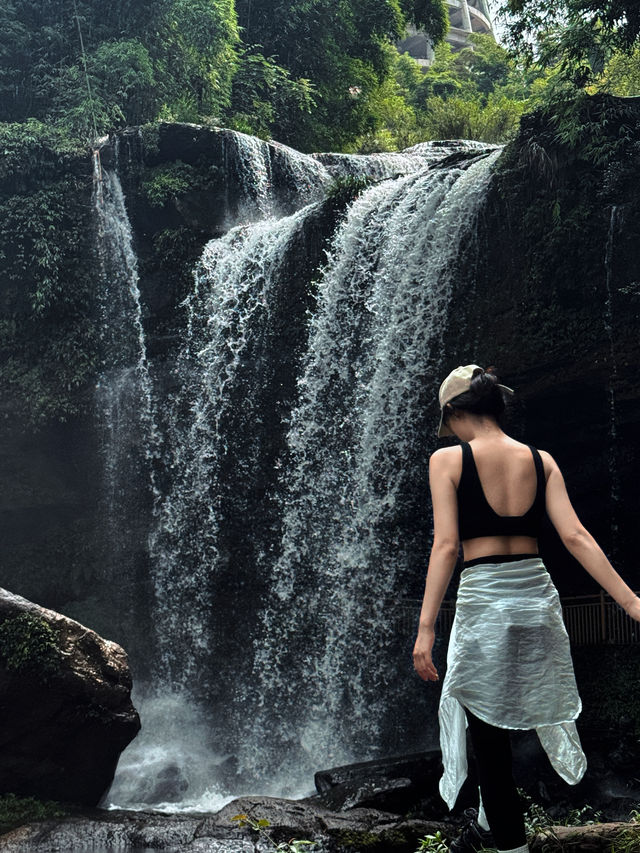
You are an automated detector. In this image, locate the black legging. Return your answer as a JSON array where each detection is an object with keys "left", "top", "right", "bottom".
[{"left": 464, "top": 706, "right": 527, "bottom": 850}]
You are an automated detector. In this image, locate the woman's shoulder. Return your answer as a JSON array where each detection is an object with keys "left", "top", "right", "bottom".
[
  {"left": 429, "top": 444, "right": 463, "bottom": 472},
  {"left": 430, "top": 444, "right": 463, "bottom": 461},
  {"left": 429, "top": 445, "right": 464, "bottom": 488},
  {"left": 537, "top": 448, "right": 561, "bottom": 480},
  {"left": 508, "top": 441, "right": 560, "bottom": 476}
]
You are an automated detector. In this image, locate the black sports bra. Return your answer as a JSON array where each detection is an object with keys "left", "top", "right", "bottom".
[{"left": 457, "top": 442, "right": 546, "bottom": 541}]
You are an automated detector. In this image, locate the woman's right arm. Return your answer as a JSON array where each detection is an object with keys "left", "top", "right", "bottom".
[{"left": 542, "top": 450, "right": 640, "bottom": 621}]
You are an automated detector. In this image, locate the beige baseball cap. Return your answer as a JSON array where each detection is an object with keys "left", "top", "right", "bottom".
[{"left": 437, "top": 364, "right": 514, "bottom": 437}]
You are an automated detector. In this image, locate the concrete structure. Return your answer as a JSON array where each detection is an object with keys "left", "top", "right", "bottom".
[{"left": 397, "top": 0, "right": 495, "bottom": 67}]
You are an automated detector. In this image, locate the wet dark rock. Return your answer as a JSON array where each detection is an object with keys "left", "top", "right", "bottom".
[
  {"left": 0, "top": 588, "right": 140, "bottom": 807},
  {"left": 147, "top": 763, "right": 190, "bottom": 803},
  {"left": 315, "top": 776, "right": 414, "bottom": 812},
  {"left": 313, "top": 751, "right": 443, "bottom": 814},
  {"left": 0, "top": 798, "right": 452, "bottom": 852},
  {"left": 311, "top": 733, "right": 640, "bottom": 824},
  {"left": 1, "top": 796, "right": 635, "bottom": 852}
]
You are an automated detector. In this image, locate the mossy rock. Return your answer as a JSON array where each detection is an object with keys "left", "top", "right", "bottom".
[
  {"left": 0, "top": 612, "right": 60, "bottom": 675},
  {"left": 0, "top": 793, "right": 70, "bottom": 836}
]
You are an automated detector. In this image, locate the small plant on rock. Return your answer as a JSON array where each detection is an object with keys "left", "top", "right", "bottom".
[
  {"left": 564, "top": 804, "right": 602, "bottom": 826},
  {"left": 415, "top": 830, "right": 449, "bottom": 852},
  {"left": 231, "top": 813, "right": 316, "bottom": 852}
]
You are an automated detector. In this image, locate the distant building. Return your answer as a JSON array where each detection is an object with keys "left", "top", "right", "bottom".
[{"left": 397, "top": 0, "right": 495, "bottom": 66}]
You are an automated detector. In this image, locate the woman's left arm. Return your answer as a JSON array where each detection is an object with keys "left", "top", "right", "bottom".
[{"left": 412, "top": 448, "right": 460, "bottom": 682}]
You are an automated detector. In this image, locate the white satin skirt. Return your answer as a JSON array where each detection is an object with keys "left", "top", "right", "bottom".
[{"left": 438, "top": 556, "right": 587, "bottom": 810}]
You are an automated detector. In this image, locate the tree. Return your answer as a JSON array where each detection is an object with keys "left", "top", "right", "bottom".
[
  {"left": 593, "top": 43, "right": 640, "bottom": 95},
  {"left": 0, "top": 0, "right": 239, "bottom": 139},
  {"left": 499, "top": 0, "right": 640, "bottom": 86},
  {"left": 234, "top": 0, "right": 448, "bottom": 150},
  {"left": 354, "top": 34, "right": 552, "bottom": 150}
]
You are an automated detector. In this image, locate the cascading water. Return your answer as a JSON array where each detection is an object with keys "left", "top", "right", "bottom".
[
  {"left": 106, "top": 139, "right": 502, "bottom": 810},
  {"left": 314, "top": 138, "right": 491, "bottom": 180},
  {"left": 604, "top": 204, "right": 623, "bottom": 555},
  {"left": 241, "top": 150, "right": 502, "bottom": 792},
  {"left": 149, "top": 209, "right": 316, "bottom": 690},
  {"left": 92, "top": 153, "right": 160, "bottom": 588},
  {"left": 221, "top": 130, "right": 332, "bottom": 220}
]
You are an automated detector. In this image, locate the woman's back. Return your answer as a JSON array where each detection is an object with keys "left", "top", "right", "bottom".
[
  {"left": 454, "top": 438, "right": 547, "bottom": 562},
  {"left": 459, "top": 439, "right": 541, "bottom": 517}
]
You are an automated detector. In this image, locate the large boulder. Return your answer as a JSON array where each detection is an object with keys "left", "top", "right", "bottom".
[
  {"left": 312, "top": 751, "right": 445, "bottom": 814},
  {"left": 0, "top": 588, "right": 140, "bottom": 806}
]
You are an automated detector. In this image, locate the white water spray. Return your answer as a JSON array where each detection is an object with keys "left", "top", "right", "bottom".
[{"left": 105, "top": 137, "right": 502, "bottom": 810}]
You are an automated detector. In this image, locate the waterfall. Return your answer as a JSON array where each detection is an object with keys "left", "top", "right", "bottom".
[
  {"left": 220, "top": 130, "right": 332, "bottom": 221},
  {"left": 240, "top": 149, "right": 502, "bottom": 792},
  {"left": 92, "top": 154, "right": 160, "bottom": 589},
  {"left": 107, "top": 206, "right": 324, "bottom": 812},
  {"left": 106, "top": 140, "right": 502, "bottom": 810},
  {"left": 604, "top": 204, "right": 623, "bottom": 554},
  {"left": 313, "top": 139, "right": 491, "bottom": 180},
  {"left": 148, "top": 209, "right": 315, "bottom": 690}
]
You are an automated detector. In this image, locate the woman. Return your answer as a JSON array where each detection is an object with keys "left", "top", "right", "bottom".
[{"left": 412, "top": 364, "right": 640, "bottom": 853}]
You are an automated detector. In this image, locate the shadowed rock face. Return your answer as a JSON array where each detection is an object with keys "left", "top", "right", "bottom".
[{"left": 0, "top": 589, "right": 140, "bottom": 806}]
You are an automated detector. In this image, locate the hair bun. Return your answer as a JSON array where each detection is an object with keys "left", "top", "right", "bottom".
[{"left": 469, "top": 365, "right": 499, "bottom": 397}]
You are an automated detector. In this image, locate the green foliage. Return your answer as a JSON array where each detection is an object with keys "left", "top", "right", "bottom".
[
  {"left": 614, "top": 825, "right": 640, "bottom": 853},
  {"left": 0, "top": 793, "right": 69, "bottom": 835},
  {"left": 51, "top": 39, "right": 158, "bottom": 139},
  {"left": 415, "top": 829, "right": 448, "bottom": 852},
  {"left": 140, "top": 123, "right": 162, "bottom": 159},
  {"left": 420, "top": 93, "right": 526, "bottom": 143},
  {"left": 326, "top": 175, "right": 376, "bottom": 205},
  {"left": 0, "top": 120, "right": 85, "bottom": 184},
  {"left": 228, "top": 47, "right": 316, "bottom": 141},
  {"left": 537, "top": 87, "right": 637, "bottom": 166},
  {"left": 520, "top": 789, "right": 604, "bottom": 835},
  {"left": 1, "top": 0, "right": 639, "bottom": 153},
  {"left": 594, "top": 43, "right": 640, "bottom": 95},
  {"left": 564, "top": 805, "right": 604, "bottom": 826},
  {"left": 0, "top": 122, "right": 98, "bottom": 429},
  {"left": 400, "top": 0, "right": 448, "bottom": 44},
  {"left": 0, "top": 0, "right": 240, "bottom": 140},
  {"left": 350, "top": 34, "right": 549, "bottom": 151},
  {"left": 518, "top": 793, "right": 640, "bottom": 853},
  {"left": 231, "top": 813, "right": 316, "bottom": 852},
  {"left": 0, "top": 613, "right": 60, "bottom": 675},
  {"left": 499, "top": 0, "right": 640, "bottom": 89},
  {"left": 141, "top": 162, "right": 201, "bottom": 207},
  {"left": 234, "top": 0, "right": 447, "bottom": 150}
]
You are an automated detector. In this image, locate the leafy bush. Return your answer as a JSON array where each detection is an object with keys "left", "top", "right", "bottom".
[
  {"left": 0, "top": 794, "right": 69, "bottom": 835},
  {"left": 0, "top": 133, "right": 99, "bottom": 429},
  {"left": 0, "top": 121, "right": 85, "bottom": 184},
  {"left": 141, "top": 162, "right": 201, "bottom": 207}
]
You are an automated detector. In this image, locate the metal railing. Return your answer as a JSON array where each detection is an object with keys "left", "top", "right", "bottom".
[{"left": 399, "top": 591, "right": 640, "bottom": 645}]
